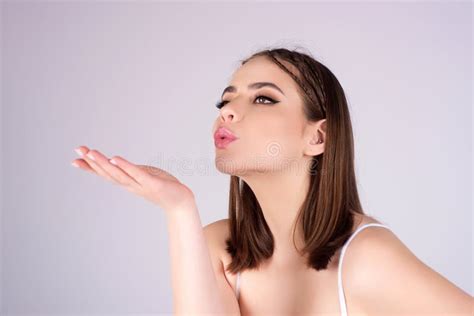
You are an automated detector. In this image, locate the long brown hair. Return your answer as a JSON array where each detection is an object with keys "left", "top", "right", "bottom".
[{"left": 224, "top": 46, "right": 365, "bottom": 273}]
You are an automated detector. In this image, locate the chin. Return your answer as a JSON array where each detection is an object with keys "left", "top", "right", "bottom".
[
  {"left": 213, "top": 157, "right": 285, "bottom": 177},
  {"left": 214, "top": 157, "right": 248, "bottom": 176}
]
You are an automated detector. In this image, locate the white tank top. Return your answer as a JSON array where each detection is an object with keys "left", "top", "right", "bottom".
[{"left": 234, "top": 222, "right": 392, "bottom": 316}]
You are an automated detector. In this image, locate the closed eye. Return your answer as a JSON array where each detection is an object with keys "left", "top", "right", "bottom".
[{"left": 215, "top": 95, "right": 278, "bottom": 109}]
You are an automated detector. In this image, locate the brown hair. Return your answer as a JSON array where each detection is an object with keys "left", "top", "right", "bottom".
[{"left": 224, "top": 46, "right": 365, "bottom": 273}]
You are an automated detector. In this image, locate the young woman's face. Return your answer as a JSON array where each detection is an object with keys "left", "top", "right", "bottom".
[{"left": 212, "top": 56, "right": 313, "bottom": 176}]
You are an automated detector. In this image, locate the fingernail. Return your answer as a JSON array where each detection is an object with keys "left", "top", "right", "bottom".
[
  {"left": 71, "top": 162, "right": 79, "bottom": 168},
  {"left": 110, "top": 159, "right": 117, "bottom": 165},
  {"left": 75, "top": 148, "right": 84, "bottom": 156},
  {"left": 86, "top": 152, "right": 95, "bottom": 161}
]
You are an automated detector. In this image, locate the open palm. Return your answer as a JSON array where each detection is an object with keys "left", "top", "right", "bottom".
[{"left": 71, "top": 146, "right": 194, "bottom": 211}]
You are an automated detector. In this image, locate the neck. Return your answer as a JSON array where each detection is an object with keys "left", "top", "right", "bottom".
[{"left": 240, "top": 162, "right": 311, "bottom": 266}]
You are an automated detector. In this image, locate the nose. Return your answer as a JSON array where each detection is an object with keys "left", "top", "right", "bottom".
[{"left": 220, "top": 105, "right": 239, "bottom": 122}]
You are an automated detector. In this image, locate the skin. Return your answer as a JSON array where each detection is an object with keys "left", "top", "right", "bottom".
[
  {"left": 73, "top": 55, "right": 473, "bottom": 314},
  {"left": 209, "top": 55, "right": 472, "bottom": 314},
  {"left": 212, "top": 55, "right": 328, "bottom": 267},
  {"left": 70, "top": 147, "right": 195, "bottom": 212},
  {"left": 210, "top": 55, "right": 371, "bottom": 314}
]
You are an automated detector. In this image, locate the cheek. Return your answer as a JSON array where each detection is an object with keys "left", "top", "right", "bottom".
[{"left": 251, "top": 113, "right": 304, "bottom": 157}]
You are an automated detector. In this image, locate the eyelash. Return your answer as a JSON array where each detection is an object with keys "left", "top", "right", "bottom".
[{"left": 215, "top": 95, "right": 278, "bottom": 109}]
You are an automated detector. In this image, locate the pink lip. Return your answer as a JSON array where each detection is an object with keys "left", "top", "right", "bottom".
[{"left": 214, "top": 127, "right": 238, "bottom": 149}]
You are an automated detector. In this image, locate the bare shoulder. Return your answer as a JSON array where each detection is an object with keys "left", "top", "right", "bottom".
[
  {"left": 203, "top": 218, "right": 230, "bottom": 238},
  {"left": 342, "top": 221, "right": 473, "bottom": 314},
  {"left": 203, "top": 218, "right": 230, "bottom": 263},
  {"left": 202, "top": 219, "right": 241, "bottom": 313}
]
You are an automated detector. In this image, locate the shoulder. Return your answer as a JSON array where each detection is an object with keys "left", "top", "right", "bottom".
[
  {"left": 342, "top": 223, "right": 472, "bottom": 314},
  {"left": 203, "top": 218, "right": 230, "bottom": 263},
  {"left": 203, "top": 218, "right": 229, "bottom": 237}
]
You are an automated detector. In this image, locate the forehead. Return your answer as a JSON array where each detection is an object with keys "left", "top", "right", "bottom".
[{"left": 228, "top": 56, "right": 302, "bottom": 97}]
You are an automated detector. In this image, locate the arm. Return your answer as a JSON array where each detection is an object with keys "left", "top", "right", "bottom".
[
  {"left": 165, "top": 202, "right": 232, "bottom": 315},
  {"left": 71, "top": 147, "right": 239, "bottom": 315},
  {"left": 203, "top": 219, "right": 241, "bottom": 315},
  {"left": 344, "top": 227, "right": 473, "bottom": 315}
]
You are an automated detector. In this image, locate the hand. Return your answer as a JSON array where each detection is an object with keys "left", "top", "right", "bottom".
[{"left": 71, "top": 145, "right": 195, "bottom": 212}]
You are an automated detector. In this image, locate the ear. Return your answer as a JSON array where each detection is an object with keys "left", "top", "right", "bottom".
[{"left": 303, "top": 119, "right": 326, "bottom": 156}]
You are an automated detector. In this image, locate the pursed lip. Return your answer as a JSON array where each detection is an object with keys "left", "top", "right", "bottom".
[
  {"left": 213, "top": 126, "right": 238, "bottom": 148},
  {"left": 213, "top": 126, "right": 238, "bottom": 141}
]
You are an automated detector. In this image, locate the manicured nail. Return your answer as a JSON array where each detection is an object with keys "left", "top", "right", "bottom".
[
  {"left": 110, "top": 159, "right": 117, "bottom": 165},
  {"left": 75, "top": 148, "right": 84, "bottom": 156},
  {"left": 71, "top": 161, "right": 79, "bottom": 168},
  {"left": 86, "top": 152, "right": 95, "bottom": 161}
]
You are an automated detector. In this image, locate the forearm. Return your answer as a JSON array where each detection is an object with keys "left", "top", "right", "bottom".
[{"left": 165, "top": 200, "right": 224, "bottom": 315}]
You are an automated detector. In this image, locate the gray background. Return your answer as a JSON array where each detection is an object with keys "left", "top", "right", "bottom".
[{"left": 1, "top": 1, "right": 472, "bottom": 315}]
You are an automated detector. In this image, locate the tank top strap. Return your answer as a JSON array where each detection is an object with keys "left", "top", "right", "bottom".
[
  {"left": 337, "top": 223, "right": 392, "bottom": 316},
  {"left": 236, "top": 271, "right": 241, "bottom": 299}
]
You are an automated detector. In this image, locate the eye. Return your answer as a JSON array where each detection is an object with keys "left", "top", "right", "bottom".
[
  {"left": 254, "top": 95, "right": 277, "bottom": 105},
  {"left": 215, "top": 95, "right": 278, "bottom": 109},
  {"left": 214, "top": 100, "right": 229, "bottom": 109}
]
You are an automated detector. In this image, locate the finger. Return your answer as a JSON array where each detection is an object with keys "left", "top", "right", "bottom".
[
  {"left": 74, "top": 147, "right": 116, "bottom": 183},
  {"left": 71, "top": 158, "right": 95, "bottom": 173},
  {"left": 75, "top": 145, "right": 90, "bottom": 156},
  {"left": 137, "top": 165, "right": 178, "bottom": 182},
  {"left": 86, "top": 149, "right": 141, "bottom": 188},
  {"left": 106, "top": 156, "right": 152, "bottom": 185},
  {"left": 74, "top": 146, "right": 95, "bottom": 173}
]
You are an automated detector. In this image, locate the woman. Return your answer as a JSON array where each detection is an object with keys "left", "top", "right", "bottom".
[{"left": 71, "top": 47, "right": 472, "bottom": 315}]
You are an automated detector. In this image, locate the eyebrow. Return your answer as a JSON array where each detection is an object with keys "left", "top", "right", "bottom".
[{"left": 221, "top": 82, "right": 285, "bottom": 99}]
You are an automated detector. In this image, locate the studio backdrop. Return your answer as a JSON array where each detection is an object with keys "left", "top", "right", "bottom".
[{"left": 1, "top": 1, "right": 472, "bottom": 315}]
